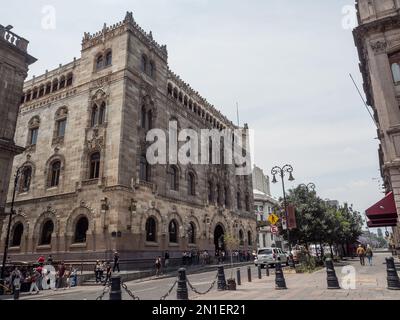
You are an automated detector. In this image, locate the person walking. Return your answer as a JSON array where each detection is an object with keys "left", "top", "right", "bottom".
[
  {"left": 155, "top": 256, "right": 162, "bottom": 277},
  {"left": 103, "top": 262, "right": 112, "bottom": 286},
  {"left": 57, "top": 262, "right": 66, "bottom": 289},
  {"left": 164, "top": 251, "right": 170, "bottom": 270},
  {"left": 29, "top": 268, "right": 40, "bottom": 295},
  {"left": 356, "top": 244, "right": 366, "bottom": 266},
  {"left": 11, "top": 267, "right": 22, "bottom": 300},
  {"left": 365, "top": 245, "right": 373, "bottom": 266},
  {"left": 95, "top": 260, "right": 102, "bottom": 284},
  {"left": 113, "top": 251, "right": 120, "bottom": 273}
]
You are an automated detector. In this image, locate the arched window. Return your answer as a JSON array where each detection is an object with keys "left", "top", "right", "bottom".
[
  {"left": 188, "top": 222, "right": 196, "bottom": 244},
  {"left": 28, "top": 117, "right": 40, "bottom": 146},
  {"left": 141, "top": 55, "right": 147, "bottom": 73},
  {"left": 89, "top": 152, "right": 101, "bottom": 179},
  {"left": 146, "top": 217, "right": 157, "bottom": 242},
  {"left": 173, "top": 88, "right": 178, "bottom": 100},
  {"left": 248, "top": 231, "right": 252, "bottom": 246},
  {"left": 11, "top": 223, "right": 23, "bottom": 247},
  {"left": 91, "top": 104, "right": 98, "bottom": 127},
  {"left": 245, "top": 194, "right": 250, "bottom": 212},
  {"left": 208, "top": 181, "right": 214, "bottom": 203},
  {"left": 239, "top": 230, "right": 244, "bottom": 246},
  {"left": 149, "top": 61, "right": 155, "bottom": 77},
  {"left": 184, "top": 96, "right": 188, "bottom": 107},
  {"left": 141, "top": 105, "right": 147, "bottom": 129},
  {"left": 237, "top": 192, "right": 242, "bottom": 210},
  {"left": 224, "top": 187, "right": 229, "bottom": 207},
  {"left": 189, "top": 101, "right": 193, "bottom": 111},
  {"left": 178, "top": 92, "right": 183, "bottom": 103},
  {"left": 169, "top": 166, "right": 179, "bottom": 191},
  {"left": 49, "top": 161, "right": 61, "bottom": 187},
  {"left": 98, "top": 102, "right": 106, "bottom": 125},
  {"left": 188, "top": 172, "right": 195, "bottom": 196},
  {"left": 140, "top": 155, "right": 150, "bottom": 182},
  {"left": 32, "top": 88, "right": 38, "bottom": 100},
  {"left": 209, "top": 137, "right": 213, "bottom": 164},
  {"left": 45, "top": 82, "right": 52, "bottom": 94},
  {"left": 147, "top": 109, "right": 153, "bottom": 130},
  {"left": 20, "top": 166, "right": 32, "bottom": 193},
  {"left": 66, "top": 73, "right": 73, "bottom": 86},
  {"left": 52, "top": 79, "right": 58, "bottom": 92},
  {"left": 167, "top": 83, "right": 173, "bottom": 96},
  {"left": 74, "top": 217, "right": 89, "bottom": 243},
  {"left": 40, "top": 220, "right": 54, "bottom": 245},
  {"left": 26, "top": 90, "right": 32, "bottom": 102},
  {"left": 389, "top": 51, "right": 400, "bottom": 83},
  {"left": 96, "top": 55, "right": 104, "bottom": 70},
  {"left": 105, "top": 51, "right": 112, "bottom": 67},
  {"left": 59, "top": 76, "right": 66, "bottom": 89},
  {"left": 169, "top": 220, "right": 178, "bottom": 243},
  {"left": 38, "top": 85, "right": 44, "bottom": 98}
]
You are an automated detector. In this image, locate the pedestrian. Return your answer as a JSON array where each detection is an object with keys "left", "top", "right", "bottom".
[
  {"left": 95, "top": 260, "right": 102, "bottom": 283},
  {"left": 104, "top": 262, "right": 112, "bottom": 286},
  {"left": 11, "top": 267, "right": 22, "bottom": 299},
  {"left": 155, "top": 256, "right": 162, "bottom": 277},
  {"left": 365, "top": 244, "right": 373, "bottom": 266},
  {"left": 71, "top": 266, "right": 78, "bottom": 287},
  {"left": 164, "top": 251, "right": 170, "bottom": 269},
  {"left": 47, "top": 254, "right": 53, "bottom": 266},
  {"left": 57, "top": 262, "right": 66, "bottom": 289},
  {"left": 29, "top": 268, "right": 40, "bottom": 295},
  {"left": 64, "top": 268, "right": 71, "bottom": 289},
  {"left": 100, "top": 261, "right": 105, "bottom": 282},
  {"left": 356, "top": 244, "right": 366, "bottom": 266},
  {"left": 113, "top": 251, "right": 120, "bottom": 273}
]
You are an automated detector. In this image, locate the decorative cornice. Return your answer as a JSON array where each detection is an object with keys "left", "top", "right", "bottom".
[{"left": 370, "top": 40, "right": 388, "bottom": 54}]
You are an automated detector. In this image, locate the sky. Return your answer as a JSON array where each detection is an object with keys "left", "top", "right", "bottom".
[{"left": 0, "top": 0, "right": 384, "bottom": 227}]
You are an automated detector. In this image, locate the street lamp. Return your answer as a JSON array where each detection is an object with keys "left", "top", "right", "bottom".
[
  {"left": 298, "top": 183, "right": 316, "bottom": 192},
  {"left": 271, "top": 165, "right": 295, "bottom": 267},
  {"left": 0, "top": 165, "right": 24, "bottom": 294}
]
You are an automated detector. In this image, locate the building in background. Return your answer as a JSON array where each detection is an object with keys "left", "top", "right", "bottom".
[
  {"left": 0, "top": 13, "right": 256, "bottom": 265},
  {"left": 252, "top": 165, "right": 286, "bottom": 249},
  {"left": 353, "top": 0, "right": 400, "bottom": 251},
  {"left": 0, "top": 24, "right": 36, "bottom": 234}
]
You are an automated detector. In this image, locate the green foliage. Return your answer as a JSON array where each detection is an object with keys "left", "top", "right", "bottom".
[{"left": 276, "top": 186, "right": 363, "bottom": 251}]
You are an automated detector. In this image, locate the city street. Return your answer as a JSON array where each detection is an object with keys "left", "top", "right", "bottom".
[{"left": 3, "top": 253, "right": 399, "bottom": 300}]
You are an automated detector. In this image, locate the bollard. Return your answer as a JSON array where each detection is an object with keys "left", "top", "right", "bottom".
[
  {"left": 386, "top": 257, "right": 400, "bottom": 290},
  {"left": 325, "top": 258, "right": 340, "bottom": 289},
  {"left": 217, "top": 266, "right": 227, "bottom": 291},
  {"left": 266, "top": 264, "right": 270, "bottom": 277},
  {"left": 236, "top": 268, "right": 241, "bottom": 286},
  {"left": 258, "top": 265, "right": 262, "bottom": 279},
  {"left": 275, "top": 263, "right": 287, "bottom": 290},
  {"left": 109, "top": 276, "right": 122, "bottom": 300},
  {"left": 247, "top": 266, "right": 252, "bottom": 282},
  {"left": 177, "top": 268, "right": 189, "bottom": 300}
]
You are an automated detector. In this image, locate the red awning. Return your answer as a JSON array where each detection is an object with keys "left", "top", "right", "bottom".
[
  {"left": 367, "top": 220, "right": 397, "bottom": 228},
  {"left": 366, "top": 192, "right": 398, "bottom": 220}
]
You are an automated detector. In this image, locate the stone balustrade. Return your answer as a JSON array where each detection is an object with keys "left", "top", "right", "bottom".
[{"left": 0, "top": 24, "right": 29, "bottom": 52}]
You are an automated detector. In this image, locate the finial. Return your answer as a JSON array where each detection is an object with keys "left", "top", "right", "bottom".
[
  {"left": 102, "top": 23, "right": 107, "bottom": 33},
  {"left": 124, "top": 11, "right": 134, "bottom": 23},
  {"left": 149, "top": 31, "right": 153, "bottom": 40}
]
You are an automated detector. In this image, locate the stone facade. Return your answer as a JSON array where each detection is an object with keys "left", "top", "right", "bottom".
[
  {"left": 353, "top": 0, "right": 400, "bottom": 248},
  {"left": 0, "top": 13, "right": 256, "bottom": 265},
  {"left": 0, "top": 25, "right": 35, "bottom": 231}
]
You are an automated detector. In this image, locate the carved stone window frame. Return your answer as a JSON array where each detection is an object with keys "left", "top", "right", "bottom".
[
  {"left": 26, "top": 116, "right": 40, "bottom": 150},
  {"left": 52, "top": 106, "right": 68, "bottom": 146}
]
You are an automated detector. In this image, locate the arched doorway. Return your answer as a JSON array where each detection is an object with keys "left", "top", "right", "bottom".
[{"left": 214, "top": 224, "right": 225, "bottom": 253}]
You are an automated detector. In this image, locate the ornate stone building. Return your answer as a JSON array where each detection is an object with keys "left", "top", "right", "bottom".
[
  {"left": 0, "top": 13, "right": 256, "bottom": 265},
  {"left": 353, "top": 0, "right": 400, "bottom": 249},
  {"left": 0, "top": 25, "right": 36, "bottom": 236}
]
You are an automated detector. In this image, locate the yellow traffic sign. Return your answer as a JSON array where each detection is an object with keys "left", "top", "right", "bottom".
[{"left": 268, "top": 213, "right": 279, "bottom": 225}]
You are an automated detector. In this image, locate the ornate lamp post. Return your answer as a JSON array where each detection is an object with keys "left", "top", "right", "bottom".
[
  {"left": 0, "top": 165, "right": 24, "bottom": 294},
  {"left": 271, "top": 165, "right": 295, "bottom": 266},
  {"left": 299, "top": 183, "right": 316, "bottom": 192}
]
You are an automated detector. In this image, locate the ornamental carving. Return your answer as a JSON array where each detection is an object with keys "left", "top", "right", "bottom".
[
  {"left": 86, "top": 128, "right": 104, "bottom": 150},
  {"left": 370, "top": 40, "right": 387, "bottom": 54}
]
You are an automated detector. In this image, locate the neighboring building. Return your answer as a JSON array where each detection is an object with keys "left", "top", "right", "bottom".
[
  {"left": 325, "top": 199, "right": 339, "bottom": 208},
  {"left": 353, "top": 0, "right": 400, "bottom": 250},
  {"left": 252, "top": 166, "right": 285, "bottom": 249},
  {"left": 0, "top": 25, "right": 36, "bottom": 230},
  {"left": 0, "top": 13, "right": 256, "bottom": 265}
]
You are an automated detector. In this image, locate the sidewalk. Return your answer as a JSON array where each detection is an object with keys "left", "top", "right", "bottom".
[{"left": 192, "top": 253, "right": 400, "bottom": 300}]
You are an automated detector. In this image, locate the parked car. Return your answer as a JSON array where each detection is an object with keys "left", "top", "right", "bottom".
[{"left": 254, "top": 247, "right": 288, "bottom": 268}]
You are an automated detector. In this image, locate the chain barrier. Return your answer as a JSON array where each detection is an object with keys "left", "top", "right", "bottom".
[
  {"left": 160, "top": 279, "right": 178, "bottom": 300},
  {"left": 121, "top": 281, "right": 141, "bottom": 300},
  {"left": 95, "top": 283, "right": 111, "bottom": 300},
  {"left": 186, "top": 273, "right": 218, "bottom": 295}
]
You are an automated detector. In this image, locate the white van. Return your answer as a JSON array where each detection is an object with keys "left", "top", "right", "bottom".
[{"left": 254, "top": 247, "right": 288, "bottom": 268}]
